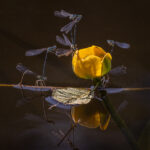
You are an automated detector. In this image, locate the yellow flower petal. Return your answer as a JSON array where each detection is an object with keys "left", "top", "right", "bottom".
[
  {"left": 72, "top": 45, "right": 112, "bottom": 79},
  {"left": 73, "top": 54, "right": 102, "bottom": 79},
  {"left": 77, "top": 45, "right": 106, "bottom": 59}
]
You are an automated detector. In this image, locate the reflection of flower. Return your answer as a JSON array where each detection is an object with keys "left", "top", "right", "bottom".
[
  {"left": 72, "top": 45, "right": 112, "bottom": 79},
  {"left": 71, "top": 99, "right": 110, "bottom": 130}
]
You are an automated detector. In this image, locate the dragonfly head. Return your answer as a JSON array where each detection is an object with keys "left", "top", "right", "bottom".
[
  {"left": 69, "top": 14, "right": 77, "bottom": 20},
  {"left": 75, "top": 15, "right": 82, "bottom": 23},
  {"left": 71, "top": 44, "right": 78, "bottom": 50},
  {"left": 107, "top": 40, "right": 115, "bottom": 47}
]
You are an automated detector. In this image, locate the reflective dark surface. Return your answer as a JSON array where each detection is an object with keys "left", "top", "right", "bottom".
[{"left": 0, "top": 1, "right": 150, "bottom": 150}]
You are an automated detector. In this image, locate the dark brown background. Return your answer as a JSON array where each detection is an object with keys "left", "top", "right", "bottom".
[{"left": 0, "top": 0, "right": 150, "bottom": 150}]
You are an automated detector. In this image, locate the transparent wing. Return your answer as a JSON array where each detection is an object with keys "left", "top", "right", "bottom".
[
  {"left": 16, "top": 63, "right": 37, "bottom": 76},
  {"left": 55, "top": 48, "right": 73, "bottom": 57},
  {"left": 115, "top": 41, "right": 130, "bottom": 49},
  {"left": 60, "top": 21, "right": 76, "bottom": 34},
  {"left": 56, "top": 35, "right": 69, "bottom": 46},
  {"left": 16, "top": 95, "right": 37, "bottom": 107},
  {"left": 117, "top": 100, "right": 128, "bottom": 112},
  {"left": 62, "top": 34, "right": 72, "bottom": 47},
  {"left": 54, "top": 10, "right": 73, "bottom": 18},
  {"left": 109, "top": 65, "right": 127, "bottom": 76},
  {"left": 25, "top": 48, "right": 47, "bottom": 56}
]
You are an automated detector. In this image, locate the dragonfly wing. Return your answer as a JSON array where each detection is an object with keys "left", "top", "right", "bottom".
[
  {"left": 54, "top": 11, "right": 66, "bottom": 18},
  {"left": 56, "top": 35, "right": 68, "bottom": 46},
  {"left": 16, "top": 96, "right": 35, "bottom": 107},
  {"left": 60, "top": 10, "right": 73, "bottom": 18},
  {"left": 16, "top": 63, "right": 36, "bottom": 75},
  {"left": 54, "top": 10, "right": 72, "bottom": 18},
  {"left": 109, "top": 65, "right": 127, "bottom": 76},
  {"left": 55, "top": 48, "right": 73, "bottom": 57},
  {"left": 115, "top": 41, "right": 130, "bottom": 49},
  {"left": 25, "top": 48, "right": 47, "bottom": 56},
  {"left": 60, "top": 21, "right": 76, "bottom": 34},
  {"left": 24, "top": 113, "right": 47, "bottom": 123},
  {"left": 117, "top": 100, "right": 128, "bottom": 112},
  {"left": 63, "top": 34, "right": 72, "bottom": 47}
]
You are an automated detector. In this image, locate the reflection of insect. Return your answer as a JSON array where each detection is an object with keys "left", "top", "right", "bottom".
[
  {"left": 109, "top": 65, "right": 127, "bottom": 76},
  {"left": 16, "top": 63, "right": 48, "bottom": 119},
  {"left": 54, "top": 10, "right": 82, "bottom": 34}
]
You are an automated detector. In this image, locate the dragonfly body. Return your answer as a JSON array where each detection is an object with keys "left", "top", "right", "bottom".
[
  {"left": 54, "top": 10, "right": 82, "bottom": 34},
  {"left": 25, "top": 45, "right": 56, "bottom": 56},
  {"left": 55, "top": 34, "right": 76, "bottom": 57},
  {"left": 107, "top": 40, "right": 130, "bottom": 49}
]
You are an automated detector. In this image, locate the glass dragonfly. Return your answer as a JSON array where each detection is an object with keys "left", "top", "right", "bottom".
[
  {"left": 25, "top": 34, "right": 74, "bottom": 58},
  {"left": 25, "top": 34, "right": 75, "bottom": 82},
  {"left": 54, "top": 10, "right": 82, "bottom": 34},
  {"left": 107, "top": 40, "right": 130, "bottom": 53},
  {"left": 16, "top": 63, "right": 47, "bottom": 85}
]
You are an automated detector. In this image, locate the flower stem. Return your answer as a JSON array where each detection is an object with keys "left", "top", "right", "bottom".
[{"left": 100, "top": 90, "right": 140, "bottom": 150}]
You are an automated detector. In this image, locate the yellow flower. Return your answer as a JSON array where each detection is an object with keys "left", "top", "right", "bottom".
[
  {"left": 72, "top": 45, "right": 112, "bottom": 79},
  {"left": 71, "top": 99, "right": 110, "bottom": 130}
]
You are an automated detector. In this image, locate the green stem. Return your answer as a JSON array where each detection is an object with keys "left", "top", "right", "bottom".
[{"left": 100, "top": 90, "right": 140, "bottom": 150}]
